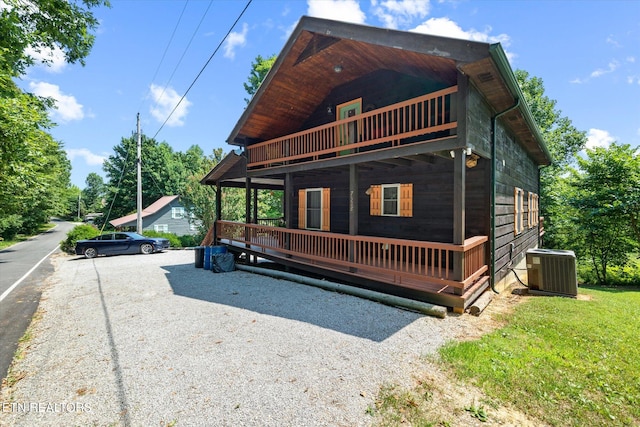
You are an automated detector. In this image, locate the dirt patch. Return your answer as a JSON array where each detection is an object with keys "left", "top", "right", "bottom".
[{"left": 372, "top": 285, "right": 549, "bottom": 426}]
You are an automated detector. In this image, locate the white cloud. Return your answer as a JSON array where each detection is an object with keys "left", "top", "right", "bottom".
[
  {"left": 585, "top": 128, "right": 615, "bottom": 150},
  {"left": 28, "top": 81, "right": 84, "bottom": 123},
  {"left": 223, "top": 23, "right": 248, "bottom": 59},
  {"left": 148, "top": 83, "right": 191, "bottom": 127},
  {"left": 590, "top": 60, "right": 620, "bottom": 78},
  {"left": 373, "top": 0, "right": 430, "bottom": 29},
  {"left": 572, "top": 60, "right": 622, "bottom": 84},
  {"left": 66, "top": 148, "right": 107, "bottom": 166},
  {"left": 24, "top": 44, "right": 67, "bottom": 73},
  {"left": 307, "top": 0, "right": 366, "bottom": 24}
]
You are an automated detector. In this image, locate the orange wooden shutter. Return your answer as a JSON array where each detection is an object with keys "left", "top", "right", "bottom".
[
  {"left": 400, "top": 183, "right": 413, "bottom": 217},
  {"left": 298, "top": 189, "right": 306, "bottom": 229},
  {"left": 321, "top": 188, "right": 331, "bottom": 231},
  {"left": 369, "top": 185, "right": 381, "bottom": 216}
]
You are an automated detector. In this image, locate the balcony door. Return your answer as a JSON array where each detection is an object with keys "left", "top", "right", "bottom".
[{"left": 336, "top": 98, "right": 361, "bottom": 155}]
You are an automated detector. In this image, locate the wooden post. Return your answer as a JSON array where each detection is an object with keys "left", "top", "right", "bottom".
[
  {"left": 214, "top": 182, "right": 222, "bottom": 244},
  {"left": 453, "top": 148, "right": 466, "bottom": 291},
  {"left": 349, "top": 164, "right": 358, "bottom": 271}
]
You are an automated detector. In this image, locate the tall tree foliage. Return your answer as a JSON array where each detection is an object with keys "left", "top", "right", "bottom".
[
  {"left": 243, "top": 54, "right": 277, "bottom": 104},
  {"left": 568, "top": 143, "right": 639, "bottom": 284},
  {"left": 515, "top": 70, "right": 587, "bottom": 249},
  {"left": 0, "top": 0, "right": 108, "bottom": 238},
  {"left": 102, "top": 134, "right": 186, "bottom": 221}
]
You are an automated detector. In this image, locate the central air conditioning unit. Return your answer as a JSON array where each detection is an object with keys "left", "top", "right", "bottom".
[{"left": 526, "top": 249, "right": 578, "bottom": 297}]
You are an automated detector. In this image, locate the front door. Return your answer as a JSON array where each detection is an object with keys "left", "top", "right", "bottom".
[{"left": 336, "top": 98, "right": 361, "bottom": 155}]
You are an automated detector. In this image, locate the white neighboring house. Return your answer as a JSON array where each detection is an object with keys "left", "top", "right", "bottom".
[{"left": 110, "top": 195, "right": 200, "bottom": 235}]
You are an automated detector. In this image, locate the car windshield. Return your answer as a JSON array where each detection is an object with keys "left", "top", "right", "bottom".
[{"left": 126, "top": 233, "right": 146, "bottom": 239}]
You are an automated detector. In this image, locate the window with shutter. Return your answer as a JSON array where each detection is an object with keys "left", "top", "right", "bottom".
[
  {"left": 298, "top": 188, "right": 330, "bottom": 230},
  {"left": 370, "top": 183, "right": 413, "bottom": 217}
]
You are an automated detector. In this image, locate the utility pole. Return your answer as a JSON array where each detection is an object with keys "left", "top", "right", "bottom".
[{"left": 136, "top": 113, "right": 143, "bottom": 234}]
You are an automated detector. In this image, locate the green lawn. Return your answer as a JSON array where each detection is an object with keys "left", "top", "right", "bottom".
[{"left": 439, "top": 287, "right": 640, "bottom": 426}]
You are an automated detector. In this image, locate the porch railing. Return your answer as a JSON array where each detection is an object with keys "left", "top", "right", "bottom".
[
  {"left": 247, "top": 86, "right": 458, "bottom": 169},
  {"left": 216, "top": 221, "right": 487, "bottom": 291}
]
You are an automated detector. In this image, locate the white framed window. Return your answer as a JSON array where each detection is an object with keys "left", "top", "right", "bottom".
[
  {"left": 381, "top": 184, "right": 400, "bottom": 216},
  {"left": 369, "top": 183, "right": 413, "bottom": 217},
  {"left": 171, "top": 207, "right": 185, "bottom": 219},
  {"left": 514, "top": 187, "right": 524, "bottom": 235},
  {"left": 306, "top": 188, "right": 322, "bottom": 230},
  {"left": 298, "top": 188, "right": 330, "bottom": 231},
  {"left": 154, "top": 224, "right": 169, "bottom": 232},
  {"left": 528, "top": 192, "right": 539, "bottom": 228}
]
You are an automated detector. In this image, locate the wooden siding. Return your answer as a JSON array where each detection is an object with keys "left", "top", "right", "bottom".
[
  {"left": 142, "top": 201, "right": 198, "bottom": 235},
  {"left": 289, "top": 155, "right": 488, "bottom": 244}
]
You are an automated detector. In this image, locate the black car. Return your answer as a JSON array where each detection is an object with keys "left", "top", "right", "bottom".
[{"left": 75, "top": 232, "right": 170, "bottom": 259}]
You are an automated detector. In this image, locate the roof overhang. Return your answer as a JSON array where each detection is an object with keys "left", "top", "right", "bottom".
[
  {"left": 228, "top": 16, "right": 551, "bottom": 166},
  {"left": 200, "top": 151, "right": 284, "bottom": 189}
]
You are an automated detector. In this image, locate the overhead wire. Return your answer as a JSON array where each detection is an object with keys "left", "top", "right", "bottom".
[
  {"left": 151, "top": 0, "right": 253, "bottom": 139},
  {"left": 137, "top": 0, "right": 191, "bottom": 113},
  {"left": 151, "top": 0, "right": 214, "bottom": 109}
]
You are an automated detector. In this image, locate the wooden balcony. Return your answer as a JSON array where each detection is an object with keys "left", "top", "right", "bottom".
[
  {"left": 216, "top": 220, "right": 488, "bottom": 311},
  {"left": 247, "top": 86, "right": 458, "bottom": 170}
]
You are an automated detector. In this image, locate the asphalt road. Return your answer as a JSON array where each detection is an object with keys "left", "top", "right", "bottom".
[{"left": 0, "top": 219, "right": 77, "bottom": 382}]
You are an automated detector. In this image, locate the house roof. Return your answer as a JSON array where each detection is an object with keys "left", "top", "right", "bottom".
[
  {"left": 109, "top": 195, "right": 180, "bottom": 227},
  {"left": 227, "top": 16, "right": 551, "bottom": 166},
  {"left": 200, "top": 151, "right": 284, "bottom": 189}
]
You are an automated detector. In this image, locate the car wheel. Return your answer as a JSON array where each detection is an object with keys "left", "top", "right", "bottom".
[
  {"left": 84, "top": 247, "right": 97, "bottom": 259},
  {"left": 140, "top": 243, "right": 154, "bottom": 254}
]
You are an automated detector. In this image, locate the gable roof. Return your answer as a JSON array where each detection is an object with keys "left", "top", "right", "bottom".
[
  {"left": 228, "top": 16, "right": 550, "bottom": 166},
  {"left": 109, "top": 195, "right": 180, "bottom": 227}
]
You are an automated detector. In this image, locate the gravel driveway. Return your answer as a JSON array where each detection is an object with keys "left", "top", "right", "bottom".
[{"left": 1, "top": 249, "right": 472, "bottom": 426}]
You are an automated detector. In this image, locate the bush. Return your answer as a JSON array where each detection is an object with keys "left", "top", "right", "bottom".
[
  {"left": 178, "top": 233, "right": 204, "bottom": 248},
  {"left": 142, "top": 231, "right": 182, "bottom": 248},
  {"left": 61, "top": 224, "right": 100, "bottom": 254}
]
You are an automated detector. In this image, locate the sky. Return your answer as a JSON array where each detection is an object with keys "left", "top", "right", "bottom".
[{"left": 16, "top": 0, "right": 640, "bottom": 188}]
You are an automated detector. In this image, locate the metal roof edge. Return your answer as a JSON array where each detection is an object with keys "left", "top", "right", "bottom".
[{"left": 489, "top": 44, "right": 552, "bottom": 165}]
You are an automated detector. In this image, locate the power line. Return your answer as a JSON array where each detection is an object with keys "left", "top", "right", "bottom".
[
  {"left": 137, "top": 0, "right": 190, "bottom": 113},
  {"left": 151, "top": 0, "right": 253, "bottom": 140},
  {"left": 152, "top": 0, "right": 214, "bottom": 109}
]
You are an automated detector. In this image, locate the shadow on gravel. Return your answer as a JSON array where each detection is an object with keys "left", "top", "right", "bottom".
[{"left": 163, "top": 262, "right": 423, "bottom": 342}]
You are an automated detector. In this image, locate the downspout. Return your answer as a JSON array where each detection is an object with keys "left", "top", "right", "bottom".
[{"left": 490, "top": 98, "right": 520, "bottom": 293}]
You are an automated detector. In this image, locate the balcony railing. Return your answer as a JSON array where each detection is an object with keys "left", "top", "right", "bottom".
[
  {"left": 216, "top": 221, "right": 487, "bottom": 292},
  {"left": 247, "top": 86, "right": 458, "bottom": 169}
]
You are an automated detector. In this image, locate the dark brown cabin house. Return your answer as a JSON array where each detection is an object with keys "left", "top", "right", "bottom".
[{"left": 201, "top": 16, "right": 551, "bottom": 312}]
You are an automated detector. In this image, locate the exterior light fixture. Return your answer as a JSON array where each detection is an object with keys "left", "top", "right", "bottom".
[{"left": 333, "top": 64, "right": 343, "bottom": 73}]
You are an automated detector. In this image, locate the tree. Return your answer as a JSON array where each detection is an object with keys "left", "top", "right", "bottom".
[
  {"left": 1, "top": 0, "right": 109, "bottom": 77},
  {"left": 102, "top": 134, "right": 186, "bottom": 221},
  {"left": 181, "top": 146, "right": 224, "bottom": 232},
  {"left": 82, "top": 172, "right": 106, "bottom": 213},
  {"left": 568, "top": 143, "right": 639, "bottom": 284},
  {"left": 515, "top": 70, "right": 587, "bottom": 249},
  {"left": 0, "top": 0, "right": 108, "bottom": 238},
  {"left": 243, "top": 54, "right": 277, "bottom": 104}
]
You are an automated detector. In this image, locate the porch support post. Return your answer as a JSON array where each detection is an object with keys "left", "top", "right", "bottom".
[
  {"left": 245, "top": 177, "right": 253, "bottom": 263},
  {"left": 284, "top": 173, "right": 292, "bottom": 261},
  {"left": 349, "top": 165, "right": 358, "bottom": 271},
  {"left": 252, "top": 187, "right": 258, "bottom": 224},
  {"left": 453, "top": 148, "right": 466, "bottom": 291},
  {"left": 214, "top": 182, "right": 222, "bottom": 244}
]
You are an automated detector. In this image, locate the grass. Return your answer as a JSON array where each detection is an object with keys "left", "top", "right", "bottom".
[
  {"left": 438, "top": 287, "right": 640, "bottom": 426},
  {"left": 0, "top": 223, "right": 57, "bottom": 250},
  {"left": 370, "top": 287, "right": 640, "bottom": 426}
]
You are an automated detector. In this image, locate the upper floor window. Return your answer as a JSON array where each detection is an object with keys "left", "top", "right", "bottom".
[{"left": 172, "top": 207, "right": 185, "bottom": 219}]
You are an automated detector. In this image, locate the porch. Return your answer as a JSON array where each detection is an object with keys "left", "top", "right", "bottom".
[
  {"left": 216, "top": 220, "right": 489, "bottom": 312},
  {"left": 246, "top": 86, "right": 458, "bottom": 170}
]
